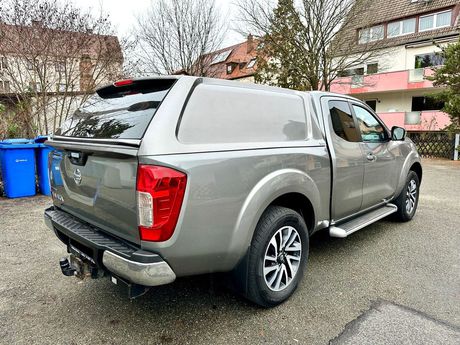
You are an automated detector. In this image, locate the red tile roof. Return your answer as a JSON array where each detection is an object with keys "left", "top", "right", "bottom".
[
  {"left": 0, "top": 22, "right": 122, "bottom": 61},
  {"left": 335, "top": 0, "right": 460, "bottom": 55},
  {"left": 206, "top": 35, "right": 260, "bottom": 80}
]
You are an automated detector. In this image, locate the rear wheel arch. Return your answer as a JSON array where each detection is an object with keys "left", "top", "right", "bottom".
[
  {"left": 233, "top": 169, "right": 320, "bottom": 244},
  {"left": 266, "top": 192, "right": 315, "bottom": 235},
  {"left": 410, "top": 162, "right": 422, "bottom": 183},
  {"left": 393, "top": 170, "right": 420, "bottom": 222},
  {"left": 396, "top": 154, "right": 422, "bottom": 197}
]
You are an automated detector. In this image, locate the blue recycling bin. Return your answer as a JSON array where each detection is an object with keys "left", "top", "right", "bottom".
[
  {"left": 34, "top": 136, "right": 53, "bottom": 196},
  {"left": 0, "top": 139, "right": 39, "bottom": 198}
]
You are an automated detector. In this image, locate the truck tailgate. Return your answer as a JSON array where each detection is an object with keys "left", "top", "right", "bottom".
[{"left": 49, "top": 143, "right": 139, "bottom": 244}]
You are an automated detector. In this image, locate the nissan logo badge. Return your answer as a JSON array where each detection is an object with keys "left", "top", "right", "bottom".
[{"left": 73, "top": 168, "right": 82, "bottom": 185}]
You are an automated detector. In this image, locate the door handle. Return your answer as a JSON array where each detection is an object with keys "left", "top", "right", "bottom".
[{"left": 366, "top": 153, "right": 376, "bottom": 161}]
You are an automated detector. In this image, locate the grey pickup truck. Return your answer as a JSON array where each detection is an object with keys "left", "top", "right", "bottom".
[{"left": 44, "top": 76, "right": 421, "bottom": 307}]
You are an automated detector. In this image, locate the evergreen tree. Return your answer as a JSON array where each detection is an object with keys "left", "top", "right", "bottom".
[
  {"left": 430, "top": 39, "right": 460, "bottom": 131},
  {"left": 255, "top": 0, "right": 311, "bottom": 90},
  {"left": 239, "top": 0, "right": 386, "bottom": 91}
]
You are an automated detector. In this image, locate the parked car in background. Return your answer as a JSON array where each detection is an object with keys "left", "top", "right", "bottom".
[{"left": 44, "top": 76, "right": 422, "bottom": 307}]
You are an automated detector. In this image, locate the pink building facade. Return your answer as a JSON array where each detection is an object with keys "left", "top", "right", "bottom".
[{"left": 330, "top": 0, "right": 459, "bottom": 131}]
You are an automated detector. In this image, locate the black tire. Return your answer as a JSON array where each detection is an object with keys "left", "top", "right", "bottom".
[
  {"left": 393, "top": 170, "right": 420, "bottom": 222},
  {"left": 236, "top": 206, "right": 309, "bottom": 308}
]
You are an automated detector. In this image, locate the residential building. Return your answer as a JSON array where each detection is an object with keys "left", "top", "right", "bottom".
[
  {"left": 330, "top": 0, "right": 460, "bottom": 131},
  {"left": 204, "top": 35, "right": 261, "bottom": 82},
  {"left": 0, "top": 21, "right": 123, "bottom": 136}
]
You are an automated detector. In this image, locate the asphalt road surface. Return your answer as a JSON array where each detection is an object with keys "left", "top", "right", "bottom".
[{"left": 1, "top": 159, "right": 459, "bottom": 344}]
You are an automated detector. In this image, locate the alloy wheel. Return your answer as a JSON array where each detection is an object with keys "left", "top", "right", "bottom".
[
  {"left": 405, "top": 179, "right": 417, "bottom": 214},
  {"left": 263, "top": 226, "right": 302, "bottom": 292}
]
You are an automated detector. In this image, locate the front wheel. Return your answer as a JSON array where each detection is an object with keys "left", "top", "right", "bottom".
[
  {"left": 393, "top": 171, "right": 420, "bottom": 222},
  {"left": 238, "top": 206, "right": 309, "bottom": 307}
]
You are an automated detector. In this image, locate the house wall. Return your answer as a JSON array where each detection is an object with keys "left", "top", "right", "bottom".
[
  {"left": 35, "top": 94, "right": 87, "bottom": 134},
  {"left": 0, "top": 53, "right": 122, "bottom": 135},
  {"left": 356, "top": 92, "right": 411, "bottom": 113},
  {"left": 232, "top": 76, "right": 255, "bottom": 83},
  {"left": 353, "top": 89, "right": 450, "bottom": 131},
  {"left": 355, "top": 89, "right": 442, "bottom": 113},
  {"left": 335, "top": 39, "right": 454, "bottom": 75},
  {"left": 329, "top": 0, "right": 459, "bottom": 132},
  {"left": 0, "top": 55, "right": 121, "bottom": 94},
  {"left": 379, "top": 42, "right": 448, "bottom": 72},
  {"left": 402, "top": 43, "right": 445, "bottom": 70}
]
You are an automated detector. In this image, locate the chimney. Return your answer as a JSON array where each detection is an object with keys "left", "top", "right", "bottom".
[{"left": 247, "top": 34, "right": 254, "bottom": 53}]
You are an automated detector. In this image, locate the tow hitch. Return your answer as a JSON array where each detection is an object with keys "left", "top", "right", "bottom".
[
  {"left": 59, "top": 253, "right": 103, "bottom": 280},
  {"left": 59, "top": 254, "right": 149, "bottom": 299},
  {"left": 59, "top": 257, "right": 76, "bottom": 276}
]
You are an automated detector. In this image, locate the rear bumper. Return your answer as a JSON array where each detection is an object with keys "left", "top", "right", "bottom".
[
  {"left": 44, "top": 207, "right": 176, "bottom": 287},
  {"left": 102, "top": 251, "right": 175, "bottom": 286}
]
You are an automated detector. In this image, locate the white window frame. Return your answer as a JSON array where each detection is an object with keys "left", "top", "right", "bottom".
[
  {"left": 26, "top": 59, "right": 35, "bottom": 70},
  {"left": 58, "top": 83, "right": 66, "bottom": 92},
  {"left": 0, "top": 80, "right": 11, "bottom": 92},
  {"left": 359, "top": 25, "right": 384, "bottom": 44},
  {"left": 226, "top": 64, "right": 233, "bottom": 74},
  {"left": 388, "top": 18, "right": 416, "bottom": 38},
  {"left": 387, "top": 21, "right": 401, "bottom": 38},
  {"left": 211, "top": 50, "right": 232, "bottom": 65},
  {"left": 55, "top": 61, "right": 66, "bottom": 73},
  {"left": 0, "top": 56, "right": 7, "bottom": 70},
  {"left": 30, "top": 82, "right": 42, "bottom": 92},
  {"left": 247, "top": 58, "right": 256, "bottom": 69},
  {"left": 370, "top": 25, "right": 384, "bottom": 41},
  {"left": 359, "top": 28, "right": 370, "bottom": 44},
  {"left": 342, "top": 63, "right": 378, "bottom": 77},
  {"left": 366, "top": 62, "right": 379, "bottom": 74},
  {"left": 419, "top": 10, "right": 452, "bottom": 32}
]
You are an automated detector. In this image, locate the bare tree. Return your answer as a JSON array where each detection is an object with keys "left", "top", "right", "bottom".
[
  {"left": 236, "top": 0, "right": 391, "bottom": 91},
  {"left": 0, "top": 0, "right": 123, "bottom": 138},
  {"left": 134, "top": 0, "right": 227, "bottom": 76}
]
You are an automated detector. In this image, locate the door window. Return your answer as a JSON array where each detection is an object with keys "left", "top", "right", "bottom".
[
  {"left": 352, "top": 105, "right": 387, "bottom": 142},
  {"left": 328, "top": 100, "right": 360, "bottom": 142}
]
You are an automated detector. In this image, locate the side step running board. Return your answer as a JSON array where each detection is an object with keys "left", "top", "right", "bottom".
[{"left": 329, "top": 204, "right": 398, "bottom": 238}]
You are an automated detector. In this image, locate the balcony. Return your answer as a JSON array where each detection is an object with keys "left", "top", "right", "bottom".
[
  {"left": 351, "top": 75, "right": 364, "bottom": 88},
  {"left": 378, "top": 111, "right": 451, "bottom": 131},
  {"left": 408, "top": 68, "right": 424, "bottom": 82},
  {"left": 330, "top": 68, "right": 436, "bottom": 95}
]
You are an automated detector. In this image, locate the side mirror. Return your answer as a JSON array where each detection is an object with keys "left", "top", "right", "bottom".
[{"left": 391, "top": 126, "right": 406, "bottom": 141}]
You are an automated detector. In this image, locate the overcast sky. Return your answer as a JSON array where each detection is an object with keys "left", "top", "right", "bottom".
[{"left": 74, "top": 0, "right": 244, "bottom": 47}]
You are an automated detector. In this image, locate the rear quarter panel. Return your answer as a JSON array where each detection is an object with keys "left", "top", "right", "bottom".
[{"left": 139, "top": 148, "right": 331, "bottom": 276}]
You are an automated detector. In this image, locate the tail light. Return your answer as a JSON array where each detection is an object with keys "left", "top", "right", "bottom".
[
  {"left": 136, "top": 165, "right": 187, "bottom": 242},
  {"left": 113, "top": 79, "right": 134, "bottom": 87}
]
